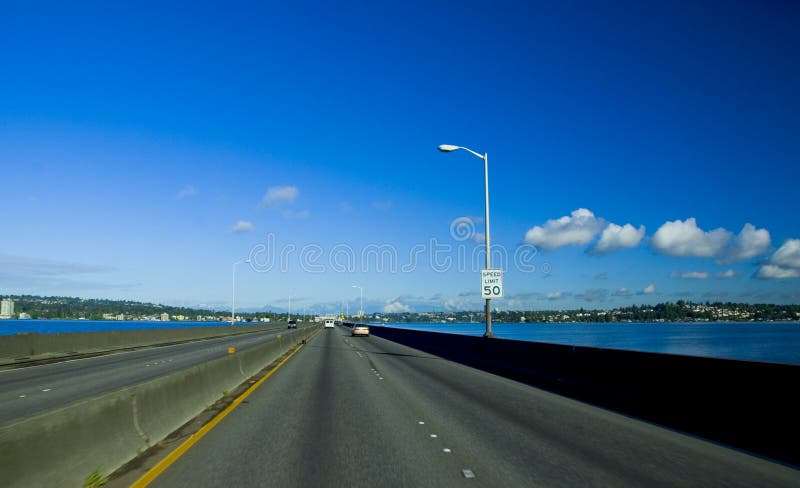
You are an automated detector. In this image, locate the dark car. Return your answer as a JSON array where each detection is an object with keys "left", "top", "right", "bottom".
[{"left": 287, "top": 320, "right": 297, "bottom": 329}]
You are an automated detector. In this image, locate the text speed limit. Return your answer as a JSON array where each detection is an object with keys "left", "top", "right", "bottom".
[{"left": 481, "top": 269, "right": 504, "bottom": 299}]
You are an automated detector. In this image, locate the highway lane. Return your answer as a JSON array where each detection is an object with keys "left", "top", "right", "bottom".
[
  {"left": 0, "top": 325, "right": 308, "bottom": 426},
  {"left": 145, "top": 326, "right": 799, "bottom": 487}
]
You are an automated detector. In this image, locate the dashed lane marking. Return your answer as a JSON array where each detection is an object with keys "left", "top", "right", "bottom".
[
  {"left": 41, "top": 388, "right": 51, "bottom": 392},
  {"left": 462, "top": 469, "right": 476, "bottom": 479},
  {"left": 443, "top": 448, "right": 452, "bottom": 453},
  {"left": 430, "top": 434, "right": 438, "bottom": 438}
]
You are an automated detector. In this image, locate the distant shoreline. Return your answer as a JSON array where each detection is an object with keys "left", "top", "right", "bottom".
[{"left": 1, "top": 295, "right": 799, "bottom": 324}]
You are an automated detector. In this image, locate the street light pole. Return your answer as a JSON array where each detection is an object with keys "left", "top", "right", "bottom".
[
  {"left": 352, "top": 285, "right": 364, "bottom": 319},
  {"left": 438, "top": 144, "right": 494, "bottom": 338},
  {"left": 482, "top": 151, "right": 493, "bottom": 338},
  {"left": 232, "top": 258, "right": 250, "bottom": 326}
]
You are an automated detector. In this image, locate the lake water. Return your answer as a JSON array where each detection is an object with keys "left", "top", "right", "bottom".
[
  {"left": 372, "top": 321, "right": 800, "bottom": 365},
  {"left": 1, "top": 319, "right": 798, "bottom": 365}
]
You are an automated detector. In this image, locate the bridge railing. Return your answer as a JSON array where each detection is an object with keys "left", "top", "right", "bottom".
[{"left": 367, "top": 324, "right": 800, "bottom": 467}]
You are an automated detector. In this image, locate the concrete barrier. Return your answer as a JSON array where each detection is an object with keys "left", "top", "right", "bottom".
[
  {"left": 367, "top": 325, "right": 800, "bottom": 467},
  {"left": 0, "top": 325, "right": 319, "bottom": 487},
  {"left": 0, "top": 324, "right": 284, "bottom": 365},
  {"left": 0, "top": 389, "right": 142, "bottom": 488}
]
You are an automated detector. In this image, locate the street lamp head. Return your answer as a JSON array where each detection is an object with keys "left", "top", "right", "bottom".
[{"left": 438, "top": 144, "right": 460, "bottom": 152}]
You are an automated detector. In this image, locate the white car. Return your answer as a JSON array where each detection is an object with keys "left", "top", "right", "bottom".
[
  {"left": 352, "top": 325, "right": 370, "bottom": 337},
  {"left": 324, "top": 319, "right": 335, "bottom": 328}
]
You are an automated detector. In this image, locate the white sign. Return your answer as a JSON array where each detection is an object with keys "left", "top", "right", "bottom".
[{"left": 481, "top": 269, "right": 504, "bottom": 299}]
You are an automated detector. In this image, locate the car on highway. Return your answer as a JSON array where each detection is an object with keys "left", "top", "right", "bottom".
[
  {"left": 324, "top": 319, "right": 335, "bottom": 328},
  {"left": 352, "top": 325, "right": 369, "bottom": 337},
  {"left": 287, "top": 320, "right": 297, "bottom": 329}
]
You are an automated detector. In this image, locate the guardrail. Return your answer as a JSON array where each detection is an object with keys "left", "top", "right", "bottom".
[
  {"left": 0, "top": 324, "right": 285, "bottom": 366},
  {"left": 0, "top": 326, "right": 318, "bottom": 488},
  {"left": 365, "top": 324, "right": 800, "bottom": 467}
]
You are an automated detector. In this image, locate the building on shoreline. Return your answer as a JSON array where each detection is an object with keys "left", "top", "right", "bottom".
[{"left": 0, "top": 298, "right": 14, "bottom": 319}]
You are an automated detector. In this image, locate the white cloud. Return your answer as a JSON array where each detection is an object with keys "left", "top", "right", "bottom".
[
  {"left": 282, "top": 210, "right": 310, "bottom": 220},
  {"left": 651, "top": 218, "right": 732, "bottom": 258},
  {"left": 524, "top": 208, "right": 605, "bottom": 251},
  {"left": 261, "top": 186, "right": 298, "bottom": 207},
  {"left": 546, "top": 291, "right": 565, "bottom": 300},
  {"left": 176, "top": 185, "right": 198, "bottom": 199},
  {"left": 681, "top": 271, "right": 709, "bottom": 279},
  {"left": 383, "top": 300, "right": 411, "bottom": 313},
  {"left": 757, "top": 264, "right": 800, "bottom": 279},
  {"left": 0, "top": 254, "right": 114, "bottom": 276},
  {"left": 0, "top": 255, "right": 129, "bottom": 292},
  {"left": 716, "top": 269, "right": 736, "bottom": 279},
  {"left": 718, "top": 223, "right": 771, "bottom": 264},
  {"left": 591, "top": 223, "right": 645, "bottom": 253},
  {"left": 613, "top": 288, "right": 630, "bottom": 297},
  {"left": 443, "top": 298, "right": 469, "bottom": 311},
  {"left": 757, "top": 239, "right": 800, "bottom": 279},
  {"left": 230, "top": 220, "right": 254, "bottom": 234},
  {"left": 576, "top": 289, "right": 608, "bottom": 302},
  {"left": 643, "top": 284, "right": 656, "bottom": 294},
  {"left": 769, "top": 239, "right": 800, "bottom": 269}
]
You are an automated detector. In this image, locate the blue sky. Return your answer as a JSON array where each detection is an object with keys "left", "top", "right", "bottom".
[{"left": 1, "top": 1, "right": 799, "bottom": 313}]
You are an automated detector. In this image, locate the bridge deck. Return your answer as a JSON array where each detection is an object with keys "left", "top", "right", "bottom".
[{"left": 138, "top": 326, "right": 798, "bottom": 487}]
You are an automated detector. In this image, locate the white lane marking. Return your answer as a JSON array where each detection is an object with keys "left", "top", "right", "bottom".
[
  {"left": 418, "top": 421, "right": 425, "bottom": 425},
  {"left": 462, "top": 469, "right": 476, "bottom": 479},
  {"left": 443, "top": 448, "right": 452, "bottom": 453},
  {"left": 19, "top": 394, "right": 26, "bottom": 398},
  {"left": 378, "top": 377, "right": 384, "bottom": 380},
  {"left": 41, "top": 388, "right": 51, "bottom": 392},
  {"left": 430, "top": 434, "right": 438, "bottom": 438}
]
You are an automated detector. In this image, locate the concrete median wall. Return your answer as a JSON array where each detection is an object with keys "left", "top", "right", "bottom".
[
  {"left": 0, "top": 324, "right": 284, "bottom": 365},
  {"left": 0, "top": 326, "right": 317, "bottom": 488},
  {"left": 367, "top": 325, "right": 800, "bottom": 467}
]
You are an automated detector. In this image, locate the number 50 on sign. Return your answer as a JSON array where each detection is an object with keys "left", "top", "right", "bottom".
[{"left": 481, "top": 269, "right": 504, "bottom": 299}]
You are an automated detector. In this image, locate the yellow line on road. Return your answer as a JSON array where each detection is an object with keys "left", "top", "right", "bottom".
[{"left": 131, "top": 328, "right": 322, "bottom": 487}]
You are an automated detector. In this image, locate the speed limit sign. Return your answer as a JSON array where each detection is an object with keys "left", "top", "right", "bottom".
[{"left": 481, "top": 269, "right": 504, "bottom": 299}]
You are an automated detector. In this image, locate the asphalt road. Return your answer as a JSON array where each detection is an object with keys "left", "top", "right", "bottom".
[
  {"left": 0, "top": 326, "right": 306, "bottom": 425},
  {"left": 147, "top": 326, "right": 799, "bottom": 487}
]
